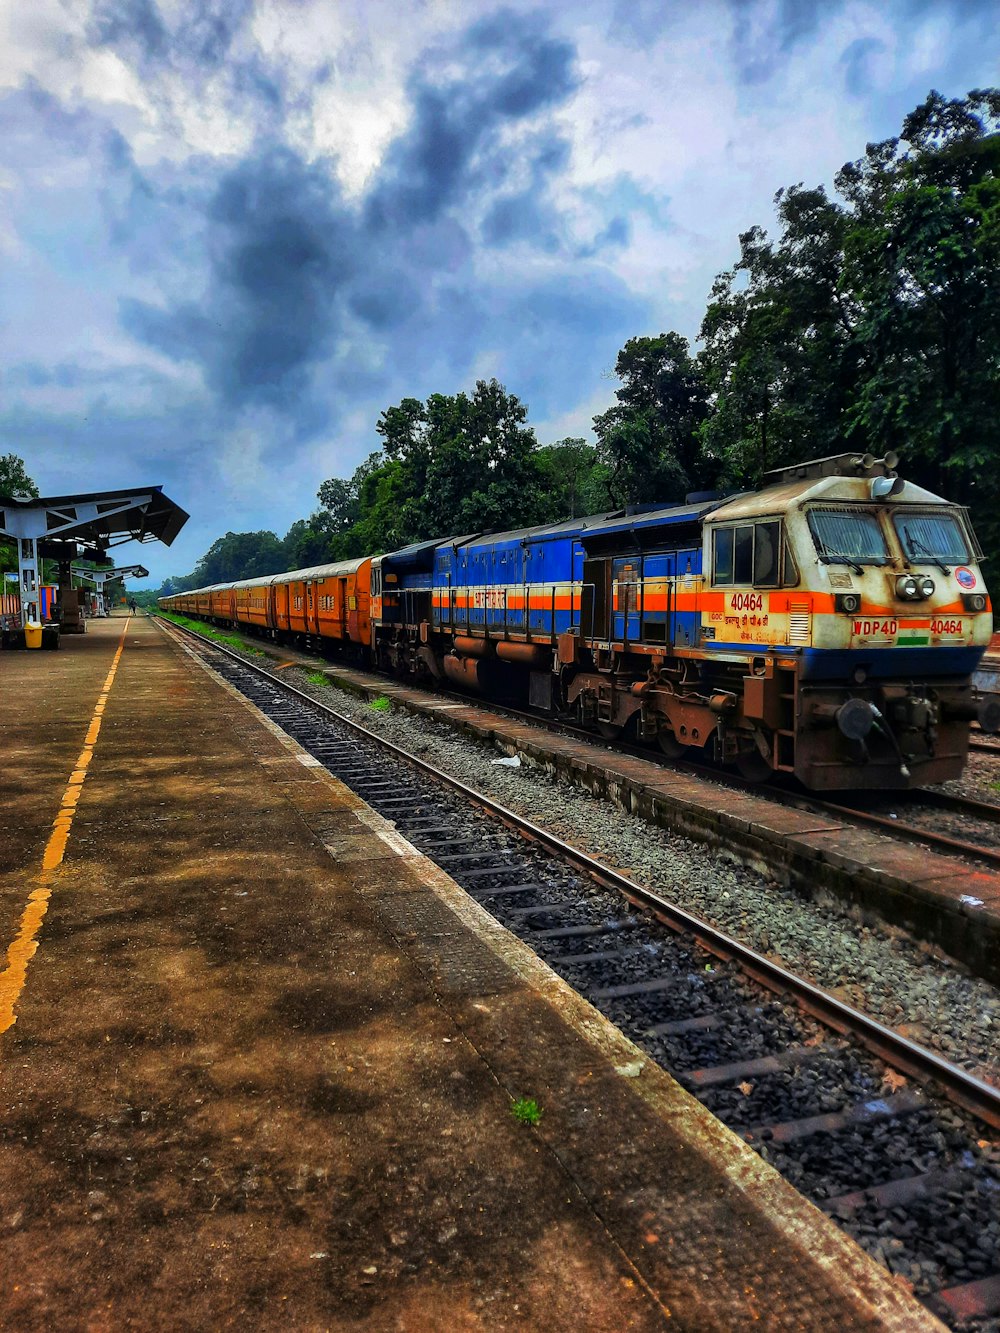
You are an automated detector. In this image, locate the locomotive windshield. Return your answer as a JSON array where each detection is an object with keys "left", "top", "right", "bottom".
[
  {"left": 893, "top": 512, "right": 969, "bottom": 565},
  {"left": 807, "top": 508, "right": 889, "bottom": 569}
]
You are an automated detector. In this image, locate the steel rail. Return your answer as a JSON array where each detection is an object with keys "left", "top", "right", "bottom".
[{"left": 161, "top": 615, "right": 1000, "bottom": 1132}]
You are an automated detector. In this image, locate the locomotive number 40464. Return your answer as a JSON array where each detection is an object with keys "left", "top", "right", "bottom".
[{"left": 730, "top": 592, "right": 765, "bottom": 611}]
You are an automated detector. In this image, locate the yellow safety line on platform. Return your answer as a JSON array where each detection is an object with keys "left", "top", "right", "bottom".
[{"left": 0, "top": 620, "right": 130, "bottom": 1038}]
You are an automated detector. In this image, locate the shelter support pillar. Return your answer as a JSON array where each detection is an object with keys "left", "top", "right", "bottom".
[{"left": 17, "top": 536, "right": 40, "bottom": 623}]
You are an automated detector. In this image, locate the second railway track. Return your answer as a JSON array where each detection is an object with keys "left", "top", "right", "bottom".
[{"left": 164, "top": 615, "right": 1000, "bottom": 1329}]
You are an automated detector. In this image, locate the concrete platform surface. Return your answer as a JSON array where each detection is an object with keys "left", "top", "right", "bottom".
[{"left": 0, "top": 615, "right": 940, "bottom": 1330}]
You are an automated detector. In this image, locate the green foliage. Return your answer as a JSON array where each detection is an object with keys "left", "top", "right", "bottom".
[
  {"left": 699, "top": 187, "right": 857, "bottom": 485},
  {"left": 0, "top": 454, "right": 40, "bottom": 574},
  {"left": 157, "top": 610, "right": 264, "bottom": 655},
  {"left": 533, "top": 438, "right": 608, "bottom": 521},
  {"left": 697, "top": 88, "right": 1000, "bottom": 571},
  {"left": 368, "top": 696, "right": 392, "bottom": 712},
  {"left": 592, "top": 333, "right": 710, "bottom": 505},
  {"left": 306, "top": 672, "right": 329, "bottom": 686},
  {"left": 191, "top": 530, "right": 288, "bottom": 585},
  {"left": 510, "top": 1097, "right": 542, "bottom": 1126},
  {"left": 836, "top": 90, "right": 1000, "bottom": 560},
  {"left": 300, "top": 380, "right": 553, "bottom": 560},
  {"left": 0, "top": 453, "right": 39, "bottom": 500}
]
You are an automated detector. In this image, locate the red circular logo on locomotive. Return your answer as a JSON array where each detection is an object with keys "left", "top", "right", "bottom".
[{"left": 955, "top": 566, "right": 976, "bottom": 589}]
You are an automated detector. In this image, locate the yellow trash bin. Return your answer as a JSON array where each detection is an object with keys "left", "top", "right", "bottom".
[{"left": 24, "top": 620, "right": 43, "bottom": 650}]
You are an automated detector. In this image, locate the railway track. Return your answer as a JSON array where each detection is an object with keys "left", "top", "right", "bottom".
[
  {"left": 164, "top": 615, "right": 1000, "bottom": 1328},
  {"left": 159, "top": 614, "right": 1000, "bottom": 876}
]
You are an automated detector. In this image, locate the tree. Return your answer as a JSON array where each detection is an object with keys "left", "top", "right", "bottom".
[
  {"left": 0, "top": 454, "right": 40, "bottom": 575},
  {"left": 282, "top": 515, "right": 337, "bottom": 570},
  {"left": 698, "top": 88, "right": 1000, "bottom": 569},
  {"left": 533, "top": 438, "right": 607, "bottom": 520},
  {"left": 190, "top": 531, "right": 287, "bottom": 585},
  {"left": 0, "top": 453, "right": 39, "bottom": 499},
  {"left": 837, "top": 89, "right": 1000, "bottom": 557},
  {"left": 699, "top": 187, "right": 858, "bottom": 487},
  {"left": 370, "top": 379, "right": 544, "bottom": 540},
  {"left": 592, "top": 334, "right": 710, "bottom": 505}
]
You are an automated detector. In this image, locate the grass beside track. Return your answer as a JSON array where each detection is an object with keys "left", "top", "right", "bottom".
[{"left": 157, "top": 611, "right": 265, "bottom": 656}]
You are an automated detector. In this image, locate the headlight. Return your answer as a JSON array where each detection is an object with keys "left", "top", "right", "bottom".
[
  {"left": 896, "top": 575, "right": 920, "bottom": 600},
  {"left": 835, "top": 593, "right": 861, "bottom": 614},
  {"left": 919, "top": 576, "right": 935, "bottom": 599},
  {"left": 962, "top": 592, "right": 987, "bottom": 613}
]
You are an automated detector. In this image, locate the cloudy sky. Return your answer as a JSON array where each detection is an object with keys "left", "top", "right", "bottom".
[{"left": 1, "top": 0, "right": 996, "bottom": 583}]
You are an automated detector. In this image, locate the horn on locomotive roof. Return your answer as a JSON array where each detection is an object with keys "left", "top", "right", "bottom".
[{"left": 762, "top": 450, "right": 900, "bottom": 486}]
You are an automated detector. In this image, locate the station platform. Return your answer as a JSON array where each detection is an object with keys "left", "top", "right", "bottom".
[{"left": 0, "top": 615, "right": 939, "bottom": 1329}]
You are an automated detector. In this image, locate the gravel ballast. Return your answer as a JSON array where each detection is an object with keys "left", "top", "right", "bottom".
[{"left": 280, "top": 661, "right": 1000, "bottom": 1092}]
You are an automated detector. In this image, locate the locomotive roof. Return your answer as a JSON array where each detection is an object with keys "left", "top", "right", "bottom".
[
  {"left": 576, "top": 498, "right": 727, "bottom": 543},
  {"left": 708, "top": 473, "right": 949, "bottom": 522},
  {"left": 447, "top": 501, "right": 717, "bottom": 551}
]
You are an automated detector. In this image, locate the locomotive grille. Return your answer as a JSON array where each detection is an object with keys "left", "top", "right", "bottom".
[{"left": 788, "top": 603, "right": 811, "bottom": 644}]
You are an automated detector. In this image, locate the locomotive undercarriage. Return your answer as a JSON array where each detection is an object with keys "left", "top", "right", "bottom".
[
  {"left": 565, "top": 646, "right": 974, "bottom": 789},
  {"left": 371, "top": 623, "right": 976, "bottom": 790}
]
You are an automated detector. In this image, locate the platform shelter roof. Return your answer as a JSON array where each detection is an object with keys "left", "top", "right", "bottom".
[{"left": 0, "top": 485, "right": 188, "bottom": 560}]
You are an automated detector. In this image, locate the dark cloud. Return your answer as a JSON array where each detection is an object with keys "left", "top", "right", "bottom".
[
  {"left": 480, "top": 131, "right": 570, "bottom": 249},
  {"left": 115, "top": 10, "right": 598, "bottom": 419},
  {"left": 366, "top": 9, "right": 578, "bottom": 229},
  {"left": 87, "top": 0, "right": 279, "bottom": 131},
  {"left": 123, "top": 146, "right": 357, "bottom": 412},
  {"left": 727, "top": 0, "right": 843, "bottom": 83},
  {"left": 482, "top": 191, "right": 559, "bottom": 248},
  {"left": 89, "top": 0, "right": 168, "bottom": 63},
  {"left": 89, "top": 0, "right": 253, "bottom": 72}
]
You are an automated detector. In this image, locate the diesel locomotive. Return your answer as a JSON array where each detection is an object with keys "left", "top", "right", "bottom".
[{"left": 161, "top": 452, "right": 994, "bottom": 791}]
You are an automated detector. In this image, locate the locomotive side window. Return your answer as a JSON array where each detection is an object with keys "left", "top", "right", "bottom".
[
  {"left": 714, "top": 528, "right": 734, "bottom": 583},
  {"left": 734, "top": 527, "right": 753, "bottom": 583},
  {"left": 893, "top": 512, "right": 969, "bottom": 564},
  {"left": 808, "top": 509, "right": 888, "bottom": 564},
  {"left": 713, "top": 520, "right": 786, "bottom": 587}
]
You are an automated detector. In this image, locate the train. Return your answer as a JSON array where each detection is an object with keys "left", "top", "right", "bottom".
[{"left": 161, "top": 451, "right": 994, "bottom": 791}]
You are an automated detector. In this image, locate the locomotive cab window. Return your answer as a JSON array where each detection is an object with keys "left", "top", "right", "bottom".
[
  {"left": 807, "top": 509, "right": 888, "bottom": 566},
  {"left": 893, "top": 511, "right": 969, "bottom": 565},
  {"left": 713, "top": 521, "right": 785, "bottom": 588}
]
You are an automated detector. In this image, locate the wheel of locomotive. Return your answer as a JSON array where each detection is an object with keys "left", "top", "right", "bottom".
[
  {"left": 735, "top": 749, "right": 774, "bottom": 783},
  {"left": 656, "top": 728, "right": 687, "bottom": 758},
  {"left": 597, "top": 721, "right": 622, "bottom": 740}
]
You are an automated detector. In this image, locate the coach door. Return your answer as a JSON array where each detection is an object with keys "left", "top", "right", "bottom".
[
  {"left": 671, "top": 547, "right": 700, "bottom": 647},
  {"left": 273, "top": 582, "right": 289, "bottom": 632},
  {"left": 611, "top": 557, "right": 641, "bottom": 643},
  {"left": 580, "top": 558, "right": 611, "bottom": 641},
  {"left": 306, "top": 581, "right": 320, "bottom": 636}
]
